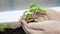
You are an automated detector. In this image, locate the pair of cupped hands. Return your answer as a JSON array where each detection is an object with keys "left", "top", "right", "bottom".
[{"left": 21, "top": 9, "right": 60, "bottom": 34}]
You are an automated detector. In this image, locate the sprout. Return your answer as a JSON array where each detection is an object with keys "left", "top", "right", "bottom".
[{"left": 25, "top": 2, "right": 46, "bottom": 20}]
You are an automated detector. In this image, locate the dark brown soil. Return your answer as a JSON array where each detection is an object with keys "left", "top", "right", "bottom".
[{"left": 0, "top": 26, "right": 26, "bottom": 34}]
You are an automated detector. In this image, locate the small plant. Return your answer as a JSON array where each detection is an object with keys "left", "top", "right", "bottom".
[
  {"left": 25, "top": 2, "right": 46, "bottom": 20},
  {"left": 0, "top": 23, "right": 11, "bottom": 32}
]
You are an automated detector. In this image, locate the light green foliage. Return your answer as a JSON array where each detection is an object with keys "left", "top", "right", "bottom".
[
  {"left": 25, "top": 2, "right": 46, "bottom": 20},
  {"left": 0, "top": 24, "right": 4, "bottom": 32},
  {"left": 6, "top": 23, "right": 11, "bottom": 29},
  {"left": 39, "top": 9, "right": 46, "bottom": 13},
  {"left": 26, "top": 13, "right": 30, "bottom": 20},
  {"left": 29, "top": 9, "right": 36, "bottom": 12}
]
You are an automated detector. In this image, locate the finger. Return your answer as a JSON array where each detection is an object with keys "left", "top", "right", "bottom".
[
  {"left": 24, "top": 25, "right": 44, "bottom": 34},
  {"left": 20, "top": 15, "right": 28, "bottom": 25},
  {"left": 21, "top": 19, "right": 27, "bottom": 25},
  {"left": 27, "top": 23, "right": 43, "bottom": 30},
  {"left": 27, "top": 20, "right": 58, "bottom": 30},
  {"left": 27, "top": 29, "right": 44, "bottom": 34}
]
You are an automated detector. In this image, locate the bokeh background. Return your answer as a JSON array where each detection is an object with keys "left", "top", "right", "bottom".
[{"left": 0, "top": 0, "right": 60, "bottom": 11}]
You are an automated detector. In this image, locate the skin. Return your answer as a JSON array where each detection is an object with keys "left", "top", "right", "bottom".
[
  {"left": 27, "top": 20, "right": 60, "bottom": 34},
  {"left": 21, "top": 9, "right": 60, "bottom": 34}
]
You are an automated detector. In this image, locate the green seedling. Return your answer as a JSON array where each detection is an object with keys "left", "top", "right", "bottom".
[
  {"left": 25, "top": 2, "right": 46, "bottom": 20},
  {"left": 0, "top": 24, "right": 4, "bottom": 32}
]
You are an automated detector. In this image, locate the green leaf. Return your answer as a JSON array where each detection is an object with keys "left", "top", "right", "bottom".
[
  {"left": 37, "top": 7, "right": 41, "bottom": 10},
  {"left": 29, "top": 9, "right": 36, "bottom": 12},
  {"left": 6, "top": 23, "right": 11, "bottom": 29},
  {"left": 0, "top": 24, "right": 4, "bottom": 32},
  {"left": 26, "top": 13, "right": 30, "bottom": 20},
  {"left": 39, "top": 9, "right": 46, "bottom": 13},
  {"left": 35, "top": 7, "right": 46, "bottom": 13},
  {"left": 35, "top": 7, "right": 41, "bottom": 11},
  {"left": 30, "top": 2, "right": 38, "bottom": 9}
]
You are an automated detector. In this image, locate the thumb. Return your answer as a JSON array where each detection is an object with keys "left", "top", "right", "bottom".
[{"left": 27, "top": 20, "right": 58, "bottom": 30}]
